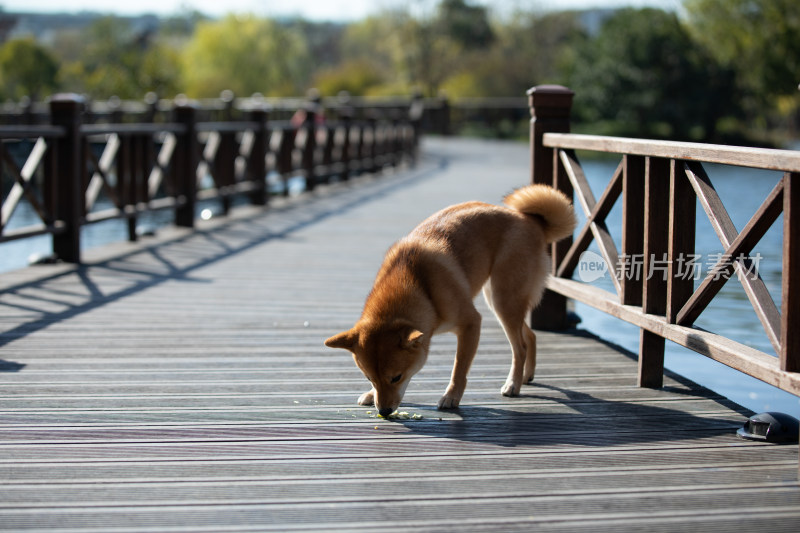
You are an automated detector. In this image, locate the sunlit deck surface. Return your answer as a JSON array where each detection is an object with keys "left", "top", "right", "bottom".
[{"left": 1, "top": 138, "right": 798, "bottom": 531}]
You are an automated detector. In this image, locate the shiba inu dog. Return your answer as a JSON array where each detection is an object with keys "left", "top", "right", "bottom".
[{"left": 324, "top": 184, "right": 576, "bottom": 416}]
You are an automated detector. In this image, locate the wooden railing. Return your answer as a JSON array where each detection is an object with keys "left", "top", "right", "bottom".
[
  {"left": 528, "top": 85, "right": 800, "bottom": 399},
  {"left": 1, "top": 93, "right": 420, "bottom": 263}
]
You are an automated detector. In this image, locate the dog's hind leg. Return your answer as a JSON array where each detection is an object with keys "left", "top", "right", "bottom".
[
  {"left": 483, "top": 282, "right": 534, "bottom": 397},
  {"left": 499, "top": 320, "right": 530, "bottom": 397},
  {"left": 522, "top": 325, "right": 537, "bottom": 384}
]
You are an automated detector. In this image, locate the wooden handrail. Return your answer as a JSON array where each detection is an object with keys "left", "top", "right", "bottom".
[
  {"left": 544, "top": 133, "right": 800, "bottom": 172},
  {"left": 528, "top": 85, "right": 800, "bottom": 402},
  {"left": 0, "top": 125, "right": 64, "bottom": 138},
  {"left": 1, "top": 93, "right": 422, "bottom": 258}
]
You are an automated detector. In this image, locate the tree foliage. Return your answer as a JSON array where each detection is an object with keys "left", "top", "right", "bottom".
[
  {"left": 567, "top": 8, "right": 735, "bottom": 140},
  {"left": 0, "top": 1, "right": 796, "bottom": 142},
  {"left": 441, "top": 11, "right": 583, "bottom": 99},
  {"left": 181, "top": 15, "right": 311, "bottom": 98},
  {"left": 437, "top": 0, "right": 494, "bottom": 50},
  {"left": 0, "top": 37, "right": 59, "bottom": 100},
  {"left": 684, "top": 0, "right": 800, "bottom": 125},
  {"left": 52, "top": 16, "right": 181, "bottom": 99}
]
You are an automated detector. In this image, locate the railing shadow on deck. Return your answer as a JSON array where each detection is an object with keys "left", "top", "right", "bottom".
[
  {"left": 393, "top": 325, "right": 749, "bottom": 449},
  {"left": 389, "top": 385, "right": 740, "bottom": 450},
  {"left": 0, "top": 152, "right": 447, "bottom": 350},
  {"left": 393, "top": 402, "right": 739, "bottom": 449},
  {"left": 526, "top": 85, "right": 800, "bottom": 407}
]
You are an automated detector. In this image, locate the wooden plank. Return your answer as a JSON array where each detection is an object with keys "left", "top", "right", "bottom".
[
  {"left": 529, "top": 86, "right": 574, "bottom": 331},
  {"left": 1, "top": 138, "right": 51, "bottom": 227},
  {"left": 667, "top": 160, "right": 696, "bottom": 323},
  {"left": 558, "top": 150, "right": 621, "bottom": 293},
  {"left": 782, "top": 172, "right": 800, "bottom": 373},
  {"left": 621, "top": 155, "right": 645, "bottom": 306},
  {"left": 1, "top": 138, "right": 797, "bottom": 532},
  {"left": 544, "top": 132, "right": 800, "bottom": 172},
  {"left": 547, "top": 277, "right": 800, "bottom": 395},
  {"left": 677, "top": 162, "right": 782, "bottom": 354},
  {"left": 0, "top": 125, "right": 64, "bottom": 138},
  {"left": 638, "top": 157, "right": 671, "bottom": 388}
]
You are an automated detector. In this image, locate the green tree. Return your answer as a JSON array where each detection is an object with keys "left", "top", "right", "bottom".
[
  {"left": 75, "top": 17, "right": 140, "bottom": 98},
  {"left": 55, "top": 16, "right": 181, "bottom": 99},
  {"left": 341, "top": 6, "right": 471, "bottom": 97},
  {"left": 442, "top": 10, "right": 583, "bottom": 98},
  {"left": 0, "top": 37, "right": 59, "bottom": 100},
  {"left": 567, "top": 8, "right": 732, "bottom": 141},
  {"left": 339, "top": 13, "right": 407, "bottom": 94},
  {"left": 312, "top": 59, "right": 385, "bottom": 96},
  {"left": 437, "top": 0, "right": 494, "bottom": 50},
  {"left": 684, "top": 0, "right": 800, "bottom": 130},
  {"left": 400, "top": 14, "right": 460, "bottom": 96},
  {"left": 181, "top": 15, "right": 312, "bottom": 97},
  {"left": 140, "top": 44, "right": 183, "bottom": 98}
]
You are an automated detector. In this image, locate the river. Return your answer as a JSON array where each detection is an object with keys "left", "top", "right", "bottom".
[{"left": 574, "top": 158, "right": 798, "bottom": 417}]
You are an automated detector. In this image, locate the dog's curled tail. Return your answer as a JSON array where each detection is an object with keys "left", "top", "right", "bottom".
[{"left": 504, "top": 184, "right": 577, "bottom": 243}]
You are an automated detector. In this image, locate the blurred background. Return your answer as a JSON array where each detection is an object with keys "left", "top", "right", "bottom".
[{"left": 0, "top": 0, "right": 797, "bottom": 147}]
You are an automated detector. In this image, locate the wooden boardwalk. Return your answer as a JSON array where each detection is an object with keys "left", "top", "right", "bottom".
[{"left": 1, "top": 138, "right": 798, "bottom": 531}]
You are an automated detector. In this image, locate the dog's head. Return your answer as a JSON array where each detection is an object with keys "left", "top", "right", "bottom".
[{"left": 325, "top": 320, "right": 430, "bottom": 416}]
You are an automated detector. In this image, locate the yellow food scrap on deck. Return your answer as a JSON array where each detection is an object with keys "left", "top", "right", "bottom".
[{"left": 375, "top": 411, "right": 424, "bottom": 420}]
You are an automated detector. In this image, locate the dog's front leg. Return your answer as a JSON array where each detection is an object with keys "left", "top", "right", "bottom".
[{"left": 438, "top": 314, "right": 481, "bottom": 409}]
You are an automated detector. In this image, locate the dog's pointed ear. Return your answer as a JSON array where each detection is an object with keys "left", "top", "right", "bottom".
[
  {"left": 324, "top": 329, "right": 359, "bottom": 351},
  {"left": 402, "top": 329, "right": 425, "bottom": 350}
]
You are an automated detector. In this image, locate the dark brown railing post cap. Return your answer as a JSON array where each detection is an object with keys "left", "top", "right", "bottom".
[
  {"left": 527, "top": 85, "right": 574, "bottom": 109},
  {"left": 173, "top": 94, "right": 199, "bottom": 110},
  {"left": 49, "top": 93, "right": 86, "bottom": 111},
  {"left": 246, "top": 93, "right": 271, "bottom": 113}
]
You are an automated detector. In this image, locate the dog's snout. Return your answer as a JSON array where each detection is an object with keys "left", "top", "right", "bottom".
[{"left": 378, "top": 407, "right": 395, "bottom": 417}]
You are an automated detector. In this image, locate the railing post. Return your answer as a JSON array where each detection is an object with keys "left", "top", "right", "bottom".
[
  {"left": 621, "top": 155, "right": 646, "bottom": 306},
  {"left": 638, "top": 157, "right": 671, "bottom": 388},
  {"left": 366, "top": 115, "right": 379, "bottom": 174},
  {"left": 527, "top": 85, "right": 574, "bottom": 330},
  {"left": 437, "top": 94, "right": 451, "bottom": 136},
  {"left": 216, "top": 91, "right": 237, "bottom": 215},
  {"left": 109, "top": 97, "right": 138, "bottom": 242},
  {"left": 388, "top": 115, "right": 400, "bottom": 168},
  {"left": 341, "top": 105, "right": 353, "bottom": 181},
  {"left": 408, "top": 90, "right": 424, "bottom": 164},
  {"left": 781, "top": 171, "right": 800, "bottom": 373},
  {"left": 302, "top": 106, "right": 317, "bottom": 192},
  {"left": 144, "top": 92, "right": 159, "bottom": 122},
  {"left": 667, "top": 161, "right": 697, "bottom": 323},
  {"left": 248, "top": 101, "right": 269, "bottom": 206},
  {"left": 173, "top": 98, "right": 198, "bottom": 228},
  {"left": 50, "top": 93, "right": 85, "bottom": 263}
]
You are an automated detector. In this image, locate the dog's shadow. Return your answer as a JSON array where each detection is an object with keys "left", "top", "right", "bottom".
[{"left": 391, "top": 382, "right": 746, "bottom": 448}]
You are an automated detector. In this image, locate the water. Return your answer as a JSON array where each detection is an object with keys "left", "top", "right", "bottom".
[
  {"left": 0, "top": 170, "right": 302, "bottom": 271},
  {"left": 2, "top": 158, "right": 799, "bottom": 417},
  {"left": 0, "top": 202, "right": 179, "bottom": 269},
  {"left": 573, "top": 157, "right": 799, "bottom": 417}
]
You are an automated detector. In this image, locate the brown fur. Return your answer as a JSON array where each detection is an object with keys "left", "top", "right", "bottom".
[{"left": 325, "top": 184, "right": 576, "bottom": 416}]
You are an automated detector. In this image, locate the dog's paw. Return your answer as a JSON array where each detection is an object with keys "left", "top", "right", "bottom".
[
  {"left": 437, "top": 394, "right": 461, "bottom": 410},
  {"left": 501, "top": 381, "right": 520, "bottom": 397},
  {"left": 524, "top": 373, "right": 535, "bottom": 384},
  {"left": 357, "top": 389, "right": 375, "bottom": 406}
]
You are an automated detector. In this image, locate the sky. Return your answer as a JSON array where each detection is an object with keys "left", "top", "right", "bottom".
[{"left": 1, "top": 0, "right": 682, "bottom": 21}]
